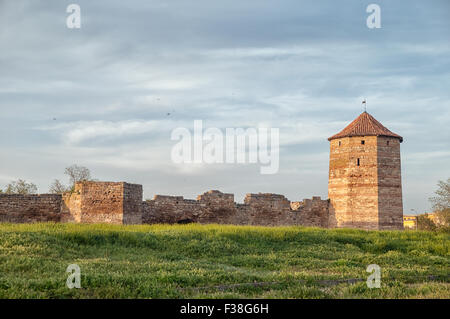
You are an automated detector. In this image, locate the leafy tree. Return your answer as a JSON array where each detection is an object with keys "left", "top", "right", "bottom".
[
  {"left": 49, "top": 179, "right": 70, "bottom": 194},
  {"left": 5, "top": 179, "right": 38, "bottom": 194},
  {"left": 64, "top": 164, "right": 91, "bottom": 187}
]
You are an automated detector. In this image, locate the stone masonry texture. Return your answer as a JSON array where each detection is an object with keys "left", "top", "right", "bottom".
[
  {"left": 0, "top": 194, "right": 61, "bottom": 223},
  {"left": 62, "top": 181, "right": 142, "bottom": 224},
  {"left": 142, "top": 191, "right": 329, "bottom": 227}
]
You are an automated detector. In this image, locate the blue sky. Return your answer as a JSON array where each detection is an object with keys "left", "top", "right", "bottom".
[{"left": 0, "top": 0, "right": 449, "bottom": 213}]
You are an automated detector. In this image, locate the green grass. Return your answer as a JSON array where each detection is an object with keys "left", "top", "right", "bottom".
[{"left": 0, "top": 223, "right": 448, "bottom": 298}]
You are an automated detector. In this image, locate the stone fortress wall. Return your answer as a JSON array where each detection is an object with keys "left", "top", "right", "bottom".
[
  {"left": 143, "top": 190, "right": 329, "bottom": 227},
  {"left": 0, "top": 193, "right": 62, "bottom": 223},
  {"left": 0, "top": 112, "right": 405, "bottom": 230},
  {"left": 61, "top": 182, "right": 142, "bottom": 224},
  {"left": 0, "top": 181, "right": 330, "bottom": 228}
]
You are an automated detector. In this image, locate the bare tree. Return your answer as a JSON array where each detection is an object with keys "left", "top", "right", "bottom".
[
  {"left": 5, "top": 179, "right": 38, "bottom": 194},
  {"left": 429, "top": 178, "right": 450, "bottom": 211},
  {"left": 64, "top": 164, "right": 91, "bottom": 187},
  {"left": 49, "top": 179, "right": 70, "bottom": 194},
  {"left": 429, "top": 178, "right": 450, "bottom": 228}
]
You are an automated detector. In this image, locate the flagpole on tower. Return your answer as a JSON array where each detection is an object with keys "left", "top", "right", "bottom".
[{"left": 362, "top": 98, "right": 367, "bottom": 112}]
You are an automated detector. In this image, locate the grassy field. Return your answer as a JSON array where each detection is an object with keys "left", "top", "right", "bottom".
[{"left": 0, "top": 223, "right": 448, "bottom": 299}]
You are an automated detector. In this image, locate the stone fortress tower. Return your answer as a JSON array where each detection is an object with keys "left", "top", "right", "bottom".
[{"left": 327, "top": 111, "right": 404, "bottom": 230}]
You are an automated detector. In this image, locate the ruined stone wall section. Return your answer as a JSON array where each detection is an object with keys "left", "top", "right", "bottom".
[
  {"left": 295, "top": 197, "right": 330, "bottom": 227},
  {"left": 0, "top": 182, "right": 329, "bottom": 228},
  {"left": 243, "top": 193, "right": 293, "bottom": 226},
  {"left": 142, "top": 195, "right": 203, "bottom": 224},
  {"left": 197, "top": 190, "right": 237, "bottom": 224},
  {"left": 77, "top": 182, "right": 124, "bottom": 224},
  {"left": 0, "top": 194, "right": 62, "bottom": 223},
  {"left": 142, "top": 191, "right": 329, "bottom": 227},
  {"left": 123, "top": 183, "right": 143, "bottom": 225},
  {"left": 61, "top": 181, "right": 142, "bottom": 224},
  {"left": 61, "top": 191, "right": 81, "bottom": 222}
]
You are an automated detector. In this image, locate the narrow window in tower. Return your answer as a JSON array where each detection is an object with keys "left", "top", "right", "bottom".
[
  {"left": 357, "top": 158, "right": 360, "bottom": 166},
  {"left": 387, "top": 141, "right": 390, "bottom": 146},
  {"left": 339, "top": 141, "right": 341, "bottom": 146},
  {"left": 361, "top": 140, "right": 365, "bottom": 145}
]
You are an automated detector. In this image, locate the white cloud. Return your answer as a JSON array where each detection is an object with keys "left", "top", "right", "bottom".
[{"left": 39, "top": 120, "right": 171, "bottom": 144}]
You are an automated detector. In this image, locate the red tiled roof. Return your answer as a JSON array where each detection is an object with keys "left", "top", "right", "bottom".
[{"left": 328, "top": 112, "right": 403, "bottom": 142}]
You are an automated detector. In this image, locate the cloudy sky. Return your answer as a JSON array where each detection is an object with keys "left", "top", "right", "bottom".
[{"left": 0, "top": 0, "right": 449, "bottom": 213}]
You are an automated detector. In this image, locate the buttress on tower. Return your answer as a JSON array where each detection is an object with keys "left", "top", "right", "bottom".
[{"left": 328, "top": 111, "right": 404, "bottom": 230}]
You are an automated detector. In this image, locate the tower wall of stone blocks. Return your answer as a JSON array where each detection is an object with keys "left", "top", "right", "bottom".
[
  {"left": 376, "top": 136, "right": 404, "bottom": 230},
  {"left": 328, "top": 136, "right": 379, "bottom": 229},
  {"left": 328, "top": 135, "right": 403, "bottom": 230}
]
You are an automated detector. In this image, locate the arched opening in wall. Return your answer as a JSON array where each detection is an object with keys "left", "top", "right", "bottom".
[
  {"left": 361, "top": 140, "right": 365, "bottom": 145},
  {"left": 177, "top": 218, "right": 193, "bottom": 224},
  {"left": 339, "top": 141, "right": 341, "bottom": 146},
  {"left": 387, "top": 141, "right": 390, "bottom": 146},
  {"left": 357, "top": 158, "right": 360, "bottom": 166}
]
